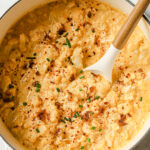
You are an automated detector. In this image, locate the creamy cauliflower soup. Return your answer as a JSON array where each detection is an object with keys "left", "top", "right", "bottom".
[{"left": 0, "top": 0, "right": 150, "bottom": 150}]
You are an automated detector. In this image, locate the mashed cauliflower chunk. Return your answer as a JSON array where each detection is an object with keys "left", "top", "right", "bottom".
[{"left": 0, "top": 0, "right": 150, "bottom": 150}]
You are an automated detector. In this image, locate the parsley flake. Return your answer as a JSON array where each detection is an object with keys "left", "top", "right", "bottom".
[
  {"left": 64, "top": 32, "right": 68, "bottom": 37},
  {"left": 80, "top": 146, "right": 84, "bottom": 150},
  {"left": 99, "top": 128, "right": 102, "bottom": 132},
  {"left": 56, "top": 88, "right": 60, "bottom": 92},
  {"left": 91, "top": 126, "right": 96, "bottom": 130},
  {"left": 23, "top": 102, "right": 27, "bottom": 106},
  {"left": 140, "top": 97, "right": 143, "bottom": 102},
  {"left": 75, "top": 28, "right": 79, "bottom": 31},
  {"left": 73, "top": 112, "right": 79, "bottom": 118},
  {"left": 36, "top": 128, "right": 40, "bottom": 133},
  {"left": 80, "top": 70, "right": 83, "bottom": 73},
  {"left": 80, "top": 76, "right": 85, "bottom": 79},
  {"left": 35, "top": 88, "right": 40, "bottom": 92},
  {"left": 46, "top": 58, "right": 50, "bottom": 62},
  {"left": 60, "top": 119, "right": 66, "bottom": 123},
  {"left": 95, "top": 96, "right": 100, "bottom": 100},
  {"left": 79, "top": 105, "right": 83, "bottom": 108},
  {"left": 66, "top": 38, "right": 71, "bottom": 48},
  {"left": 88, "top": 98, "right": 91, "bottom": 103},
  {"left": 9, "top": 84, "right": 14, "bottom": 89},
  {"left": 64, "top": 117, "right": 71, "bottom": 122},
  {"left": 88, "top": 138, "right": 91, "bottom": 143}
]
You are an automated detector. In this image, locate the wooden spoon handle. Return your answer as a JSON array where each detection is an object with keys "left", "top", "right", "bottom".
[{"left": 113, "top": 0, "right": 150, "bottom": 49}]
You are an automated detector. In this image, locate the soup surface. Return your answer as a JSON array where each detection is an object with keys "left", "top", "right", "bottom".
[{"left": 0, "top": 0, "right": 150, "bottom": 150}]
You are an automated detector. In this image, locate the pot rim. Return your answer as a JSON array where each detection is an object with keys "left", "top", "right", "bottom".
[{"left": 0, "top": 0, "right": 150, "bottom": 150}]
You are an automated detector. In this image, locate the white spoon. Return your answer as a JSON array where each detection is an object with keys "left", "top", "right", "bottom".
[{"left": 84, "top": 0, "right": 150, "bottom": 82}]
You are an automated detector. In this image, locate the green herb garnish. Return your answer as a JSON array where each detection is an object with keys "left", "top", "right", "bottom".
[
  {"left": 140, "top": 97, "right": 143, "bottom": 102},
  {"left": 80, "top": 146, "right": 84, "bottom": 150},
  {"left": 63, "top": 43, "right": 67, "bottom": 45},
  {"left": 35, "top": 88, "right": 40, "bottom": 92},
  {"left": 64, "top": 32, "right": 68, "bottom": 37},
  {"left": 75, "top": 28, "right": 79, "bottom": 31},
  {"left": 79, "top": 89, "right": 83, "bottom": 91},
  {"left": 91, "top": 126, "right": 96, "bottom": 130},
  {"left": 26, "top": 57, "right": 36, "bottom": 59},
  {"left": 46, "top": 58, "right": 50, "bottom": 62},
  {"left": 95, "top": 96, "right": 100, "bottom": 100},
  {"left": 33, "top": 53, "right": 37, "bottom": 56},
  {"left": 80, "top": 70, "right": 83, "bottom": 73},
  {"left": 23, "top": 102, "right": 27, "bottom": 106},
  {"left": 36, "top": 128, "right": 40, "bottom": 133},
  {"left": 73, "top": 112, "right": 79, "bottom": 118},
  {"left": 64, "top": 117, "right": 71, "bottom": 122},
  {"left": 66, "top": 38, "right": 71, "bottom": 48},
  {"left": 90, "top": 112, "right": 94, "bottom": 115},
  {"left": 9, "top": 84, "right": 14, "bottom": 89},
  {"left": 88, "top": 98, "right": 91, "bottom": 103},
  {"left": 56, "top": 88, "right": 60, "bottom": 92},
  {"left": 79, "top": 105, "right": 83, "bottom": 108},
  {"left": 82, "top": 99, "right": 84, "bottom": 101},
  {"left": 80, "top": 76, "right": 85, "bottom": 79},
  {"left": 60, "top": 119, "right": 66, "bottom": 123},
  {"left": 88, "top": 138, "right": 91, "bottom": 143},
  {"left": 99, "top": 128, "right": 102, "bottom": 132},
  {"left": 12, "top": 96, "right": 15, "bottom": 100},
  {"left": 35, "top": 83, "right": 41, "bottom": 88}
]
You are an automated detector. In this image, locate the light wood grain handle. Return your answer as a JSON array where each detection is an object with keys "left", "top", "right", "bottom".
[{"left": 113, "top": 0, "right": 150, "bottom": 49}]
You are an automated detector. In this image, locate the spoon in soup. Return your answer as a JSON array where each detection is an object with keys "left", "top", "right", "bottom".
[{"left": 84, "top": 0, "right": 150, "bottom": 82}]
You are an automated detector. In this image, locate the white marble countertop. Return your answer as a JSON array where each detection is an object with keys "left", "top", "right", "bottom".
[{"left": 0, "top": 0, "right": 149, "bottom": 150}]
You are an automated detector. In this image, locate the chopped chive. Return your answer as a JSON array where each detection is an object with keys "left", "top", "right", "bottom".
[
  {"left": 70, "top": 61, "right": 74, "bottom": 65},
  {"left": 80, "top": 146, "right": 84, "bottom": 150},
  {"left": 35, "top": 83, "right": 41, "bottom": 88},
  {"left": 95, "top": 96, "right": 100, "bottom": 100},
  {"left": 73, "top": 112, "right": 79, "bottom": 118},
  {"left": 36, "top": 128, "right": 40, "bottom": 133},
  {"left": 56, "top": 88, "right": 60, "bottom": 92},
  {"left": 88, "top": 98, "right": 91, "bottom": 103},
  {"left": 88, "top": 138, "right": 91, "bottom": 143},
  {"left": 66, "top": 38, "right": 71, "bottom": 48},
  {"left": 75, "top": 28, "right": 79, "bottom": 31},
  {"left": 26, "top": 57, "right": 36, "bottom": 59},
  {"left": 46, "top": 58, "right": 50, "bottom": 62},
  {"left": 63, "top": 43, "right": 67, "bottom": 45},
  {"left": 79, "top": 105, "right": 83, "bottom": 108},
  {"left": 9, "top": 84, "right": 14, "bottom": 89},
  {"left": 33, "top": 53, "right": 37, "bottom": 56},
  {"left": 80, "top": 76, "right": 85, "bottom": 79},
  {"left": 140, "top": 97, "right": 143, "bottom": 102},
  {"left": 90, "top": 112, "right": 94, "bottom": 115},
  {"left": 55, "top": 41, "right": 59, "bottom": 43},
  {"left": 64, "top": 117, "right": 71, "bottom": 122},
  {"left": 64, "top": 32, "right": 68, "bottom": 37},
  {"left": 60, "top": 119, "right": 66, "bottom": 123},
  {"left": 35, "top": 88, "right": 40, "bottom": 92},
  {"left": 80, "top": 70, "right": 83, "bottom": 73},
  {"left": 23, "top": 102, "right": 27, "bottom": 106},
  {"left": 82, "top": 99, "right": 84, "bottom": 101},
  {"left": 67, "top": 57, "right": 71, "bottom": 61},
  {"left": 79, "top": 89, "right": 83, "bottom": 91},
  {"left": 99, "top": 128, "right": 102, "bottom": 132},
  {"left": 91, "top": 126, "right": 96, "bottom": 130},
  {"left": 91, "top": 29, "right": 95, "bottom": 33},
  {"left": 81, "top": 117, "right": 83, "bottom": 120}
]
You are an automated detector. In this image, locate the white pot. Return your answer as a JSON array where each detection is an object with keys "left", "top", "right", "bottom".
[{"left": 0, "top": 0, "right": 150, "bottom": 150}]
